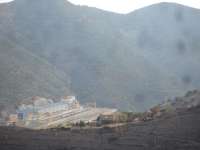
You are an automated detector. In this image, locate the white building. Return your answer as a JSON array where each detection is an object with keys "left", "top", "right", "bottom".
[{"left": 17, "top": 96, "right": 80, "bottom": 121}]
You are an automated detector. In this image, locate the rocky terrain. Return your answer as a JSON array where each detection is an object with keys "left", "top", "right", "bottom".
[
  {"left": 0, "top": 104, "right": 200, "bottom": 150},
  {"left": 0, "top": 91, "right": 200, "bottom": 150}
]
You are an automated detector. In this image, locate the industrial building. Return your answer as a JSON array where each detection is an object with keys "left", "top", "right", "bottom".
[
  {"left": 17, "top": 96, "right": 80, "bottom": 120},
  {"left": 7, "top": 96, "right": 117, "bottom": 129}
]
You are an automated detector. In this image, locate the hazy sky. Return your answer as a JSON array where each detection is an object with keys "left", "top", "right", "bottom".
[
  {"left": 68, "top": 0, "right": 200, "bottom": 14},
  {"left": 0, "top": 0, "right": 14, "bottom": 3},
  {"left": 0, "top": 0, "right": 199, "bottom": 14}
]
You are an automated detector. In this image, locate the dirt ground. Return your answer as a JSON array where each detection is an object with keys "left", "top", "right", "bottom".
[{"left": 0, "top": 107, "right": 200, "bottom": 150}]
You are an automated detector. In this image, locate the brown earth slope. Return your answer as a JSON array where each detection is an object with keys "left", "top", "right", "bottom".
[{"left": 0, "top": 105, "right": 200, "bottom": 150}]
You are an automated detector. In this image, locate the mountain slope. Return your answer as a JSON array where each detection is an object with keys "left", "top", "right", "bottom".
[
  {"left": 0, "top": 32, "right": 71, "bottom": 110},
  {"left": 124, "top": 3, "right": 200, "bottom": 88},
  {"left": 0, "top": 0, "right": 200, "bottom": 111}
]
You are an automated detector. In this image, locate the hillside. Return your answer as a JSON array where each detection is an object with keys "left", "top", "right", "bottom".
[
  {"left": 0, "top": 0, "right": 200, "bottom": 110},
  {"left": 0, "top": 91, "right": 200, "bottom": 150},
  {"left": 0, "top": 34, "right": 71, "bottom": 111},
  {"left": 125, "top": 3, "right": 200, "bottom": 89}
]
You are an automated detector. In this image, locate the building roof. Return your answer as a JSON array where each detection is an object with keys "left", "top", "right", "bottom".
[{"left": 17, "top": 96, "right": 78, "bottom": 114}]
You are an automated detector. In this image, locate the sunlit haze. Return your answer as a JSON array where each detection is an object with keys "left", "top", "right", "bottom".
[
  {"left": 0, "top": 0, "right": 14, "bottom": 3},
  {"left": 68, "top": 0, "right": 200, "bottom": 14}
]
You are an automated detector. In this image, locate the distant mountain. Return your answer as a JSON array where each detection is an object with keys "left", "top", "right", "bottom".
[
  {"left": 0, "top": 12, "right": 71, "bottom": 110},
  {"left": 124, "top": 3, "right": 200, "bottom": 89},
  {"left": 0, "top": 0, "right": 200, "bottom": 111},
  {"left": 0, "top": 44, "right": 71, "bottom": 109}
]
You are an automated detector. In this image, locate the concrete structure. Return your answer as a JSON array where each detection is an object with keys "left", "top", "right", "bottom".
[
  {"left": 7, "top": 114, "right": 18, "bottom": 126},
  {"left": 97, "top": 114, "right": 116, "bottom": 125},
  {"left": 12, "top": 96, "right": 117, "bottom": 129},
  {"left": 17, "top": 96, "right": 80, "bottom": 120}
]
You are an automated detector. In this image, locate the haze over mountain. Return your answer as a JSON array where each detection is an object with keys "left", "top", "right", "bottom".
[{"left": 0, "top": 0, "right": 200, "bottom": 111}]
